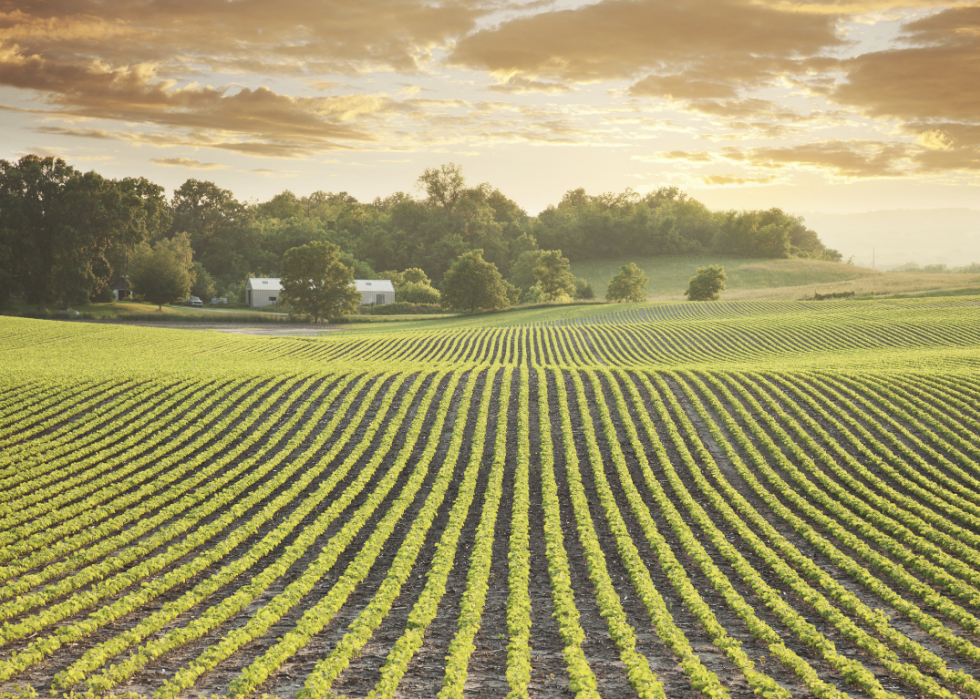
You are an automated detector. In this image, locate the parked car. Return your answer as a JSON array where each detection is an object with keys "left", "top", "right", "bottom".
[{"left": 187, "top": 296, "right": 203, "bottom": 307}]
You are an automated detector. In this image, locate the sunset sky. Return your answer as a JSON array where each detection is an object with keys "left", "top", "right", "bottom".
[{"left": 1, "top": 0, "right": 978, "bottom": 220}]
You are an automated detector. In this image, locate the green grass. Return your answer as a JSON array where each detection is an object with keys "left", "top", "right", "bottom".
[
  {"left": 1, "top": 299, "right": 298, "bottom": 322},
  {"left": 571, "top": 255, "right": 879, "bottom": 299}
]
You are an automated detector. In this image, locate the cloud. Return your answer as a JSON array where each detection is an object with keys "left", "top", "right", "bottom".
[
  {"left": 833, "top": 6, "right": 980, "bottom": 121},
  {"left": 450, "top": 0, "right": 841, "bottom": 89},
  {"left": 0, "top": 1, "right": 493, "bottom": 158},
  {"left": 0, "top": 42, "right": 385, "bottom": 155},
  {"left": 0, "top": 1, "right": 490, "bottom": 75},
  {"left": 698, "top": 174, "right": 778, "bottom": 186},
  {"left": 632, "top": 151, "right": 715, "bottom": 163},
  {"left": 487, "top": 76, "right": 573, "bottom": 94},
  {"left": 629, "top": 74, "right": 739, "bottom": 101},
  {"left": 151, "top": 157, "right": 225, "bottom": 169},
  {"left": 19, "top": 147, "right": 65, "bottom": 158},
  {"left": 247, "top": 168, "right": 296, "bottom": 177},
  {"left": 904, "top": 122, "right": 980, "bottom": 171},
  {"left": 917, "top": 129, "right": 955, "bottom": 151},
  {"left": 722, "top": 140, "right": 912, "bottom": 177},
  {"left": 32, "top": 126, "right": 114, "bottom": 139}
]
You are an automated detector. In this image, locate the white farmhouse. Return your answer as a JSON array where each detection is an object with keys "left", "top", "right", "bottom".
[
  {"left": 245, "top": 277, "right": 395, "bottom": 308},
  {"left": 246, "top": 278, "right": 284, "bottom": 308},
  {"left": 354, "top": 279, "right": 395, "bottom": 306}
]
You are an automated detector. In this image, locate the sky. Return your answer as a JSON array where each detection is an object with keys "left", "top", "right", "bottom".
[{"left": 1, "top": 0, "right": 979, "bottom": 223}]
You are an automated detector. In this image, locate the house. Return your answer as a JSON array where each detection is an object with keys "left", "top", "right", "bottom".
[
  {"left": 246, "top": 278, "right": 283, "bottom": 308},
  {"left": 245, "top": 277, "right": 395, "bottom": 308},
  {"left": 111, "top": 277, "right": 132, "bottom": 301},
  {"left": 354, "top": 279, "right": 395, "bottom": 306}
]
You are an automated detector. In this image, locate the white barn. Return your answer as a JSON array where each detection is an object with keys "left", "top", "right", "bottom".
[
  {"left": 355, "top": 279, "right": 395, "bottom": 306},
  {"left": 246, "top": 278, "right": 283, "bottom": 308},
  {"left": 246, "top": 277, "right": 395, "bottom": 308}
]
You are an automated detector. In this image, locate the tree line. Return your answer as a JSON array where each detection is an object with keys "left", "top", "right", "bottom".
[{"left": 0, "top": 156, "right": 840, "bottom": 311}]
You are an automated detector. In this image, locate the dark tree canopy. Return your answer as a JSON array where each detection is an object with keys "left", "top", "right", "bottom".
[
  {"left": 170, "top": 179, "right": 258, "bottom": 286},
  {"left": 129, "top": 234, "right": 194, "bottom": 310},
  {"left": 440, "top": 249, "right": 510, "bottom": 314},
  {"left": 685, "top": 265, "right": 727, "bottom": 301},
  {"left": 0, "top": 160, "right": 842, "bottom": 310},
  {"left": 280, "top": 241, "right": 360, "bottom": 322},
  {"left": 191, "top": 262, "right": 216, "bottom": 301},
  {"left": 0, "top": 155, "right": 163, "bottom": 311},
  {"left": 607, "top": 263, "right": 649, "bottom": 303}
]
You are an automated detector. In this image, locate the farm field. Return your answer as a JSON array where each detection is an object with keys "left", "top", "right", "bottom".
[
  {"left": 569, "top": 254, "right": 980, "bottom": 302},
  {"left": 2, "top": 296, "right": 980, "bottom": 699}
]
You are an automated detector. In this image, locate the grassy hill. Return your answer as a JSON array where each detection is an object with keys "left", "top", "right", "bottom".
[{"left": 571, "top": 254, "right": 980, "bottom": 301}]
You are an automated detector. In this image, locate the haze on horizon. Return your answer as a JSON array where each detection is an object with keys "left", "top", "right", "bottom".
[{"left": 1, "top": 0, "right": 978, "bottom": 263}]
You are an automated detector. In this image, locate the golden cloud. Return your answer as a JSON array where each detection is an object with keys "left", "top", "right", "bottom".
[
  {"left": 487, "top": 76, "right": 572, "bottom": 94},
  {"left": 834, "top": 5, "right": 980, "bottom": 121},
  {"left": 632, "top": 151, "right": 715, "bottom": 163},
  {"left": 151, "top": 157, "right": 225, "bottom": 169},
  {"left": 0, "top": 41, "right": 386, "bottom": 155},
  {"left": 0, "top": 1, "right": 489, "bottom": 75},
  {"left": 32, "top": 125, "right": 114, "bottom": 139},
  {"left": 451, "top": 0, "right": 841, "bottom": 87},
  {"left": 0, "top": 1, "right": 493, "bottom": 157},
  {"left": 904, "top": 122, "right": 980, "bottom": 171},
  {"left": 721, "top": 140, "right": 912, "bottom": 177},
  {"left": 699, "top": 174, "right": 778, "bottom": 186},
  {"left": 917, "top": 129, "right": 955, "bottom": 151}
]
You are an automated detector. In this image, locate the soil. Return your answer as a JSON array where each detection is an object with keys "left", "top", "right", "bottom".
[{"left": 7, "top": 353, "right": 980, "bottom": 699}]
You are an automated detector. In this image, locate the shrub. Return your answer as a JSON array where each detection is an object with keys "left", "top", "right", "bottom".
[{"left": 397, "top": 282, "right": 440, "bottom": 304}]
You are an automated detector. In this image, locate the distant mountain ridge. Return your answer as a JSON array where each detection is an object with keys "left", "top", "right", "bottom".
[{"left": 802, "top": 208, "right": 980, "bottom": 269}]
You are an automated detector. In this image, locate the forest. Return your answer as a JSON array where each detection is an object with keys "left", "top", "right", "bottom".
[{"left": 0, "top": 157, "right": 840, "bottom": 309}]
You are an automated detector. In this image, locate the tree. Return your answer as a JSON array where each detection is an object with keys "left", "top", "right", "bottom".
[
  {"left": 574, "top": 277, "right": 595, "bottom": 300},
  {"left": 417, "top": 163, "right": 466, "bottom": 216},
  {"left": 0, "top": 155, "right": 149, "bottom": 311},
  {"left": 280, "top": 241, "right": 360, "bottom": 322},
  {"left": 508, "top": 249, "right": 545, "bottom": 294},
  {"left": 130, "top": 234, "right": 194, "bottom": 310},
  {"left": 607, "top": 263, "right": 649, "bottom": 302},
  {"left": 685, "top": 265, "right": 727, "bottom": 301},
  {"left": 170, "top": 179, "right": 258, "bottom": 287},
  {"left": 191, "top": 262, "right": 216, "bottom": 301},
  {"left": 533, "top": 250, "right": 576, "bottom": 301},
  {"left": 440, "top": 249, "right": 510, "bottom": 314},
  {"left": 402, "top": 267, "right": 430, "bottom": 285}
]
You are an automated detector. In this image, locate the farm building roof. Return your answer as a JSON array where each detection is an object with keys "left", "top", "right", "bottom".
[
  {"left": 353, "top": 279, "right": 395, "bottom": 293},
  {"left": 246, "top": 278, "right": 284, "bottom": 291}
]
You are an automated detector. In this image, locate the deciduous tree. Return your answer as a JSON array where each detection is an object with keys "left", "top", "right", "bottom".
[
  {"left": 417, "top": 163, "right": 466, "bottom": 217},
  {"left": 130, "top": 234, "right": 194, "bottom": 310},
  {"left": 0, "top": 155, "right": 154, "bottom": 311},
  {"left": 533, "top": 250, "right": 576, "bottom": 301},
  {"left": 191, "top": 262, "right": 216, "bottom": 301},
  {"left": 685, "top": 265, "right": 727, "bottom": 301},
  {"left": 440, "top": 249, "right": 510, "bottom": 314},
  {"left": 280, "top": 241, "right": 360, "bottom": 322},
  {"left": 170, "top": 179, "right": 258, "bottom": 287},
  {"left": 607, "top": 263, "right": 649, "bottom": 302}
]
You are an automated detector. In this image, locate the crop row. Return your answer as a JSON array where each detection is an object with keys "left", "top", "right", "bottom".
[{"left": 4, "top": 360, "right": 980, "bottom": 699}]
